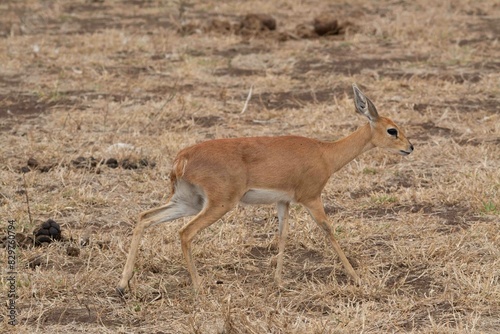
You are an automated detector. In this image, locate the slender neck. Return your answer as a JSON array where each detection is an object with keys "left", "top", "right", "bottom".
[{"left": 323, "top": 123, "right": 375, "bottom": 174}]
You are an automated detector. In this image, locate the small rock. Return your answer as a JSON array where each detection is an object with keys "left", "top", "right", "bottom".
[
  {"left": 121, "top": 159, "right": 138, "bottom": 170},
  {"left": 105, "top": 158, "right": 119, "bottom": 168},
  {"left": 39, "top": 165, "right": 52, "bottom": 173},
  {"left": 27, "top": 157, "right": 39, "bottom": 168},
  {"left": 240, "top": 14, "right": 277, "bottom": 32},
  {"left": 313, "top": 14, "right": 340, "bottom": 36},
  {"left": 66, "top": 246, "right": 80, "bottom": 257}
]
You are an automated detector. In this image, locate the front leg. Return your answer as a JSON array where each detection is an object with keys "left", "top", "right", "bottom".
[
  {"left": 274, "top": 201, "right": 290, "bottom": 285},
  {"left": 302, "top": 198, "right": 361, "bottom": 285}
]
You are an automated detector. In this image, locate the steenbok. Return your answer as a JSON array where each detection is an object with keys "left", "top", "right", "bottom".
[{"left": 117, "top": 84, "right": 413, "bottom": 294}]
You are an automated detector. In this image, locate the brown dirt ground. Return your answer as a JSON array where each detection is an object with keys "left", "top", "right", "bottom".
[{"left": 1, "top": 0, "right": 499, "bottom": 333}]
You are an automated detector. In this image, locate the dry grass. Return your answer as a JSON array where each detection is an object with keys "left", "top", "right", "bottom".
[{"left": 1, "top": 0, "right": 499, "bottom": 333}]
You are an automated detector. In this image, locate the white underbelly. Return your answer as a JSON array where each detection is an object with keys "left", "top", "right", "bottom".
[{"left": 240, "top": 189, "right": 294, "bottom": 205}]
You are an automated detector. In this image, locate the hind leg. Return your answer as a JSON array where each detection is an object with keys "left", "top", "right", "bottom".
[
  {"left": 117, "top": 198, "right": 200, "bottom": 295},
  {"left": 179, "top": 203, "right": 234, "bottom": 292}
]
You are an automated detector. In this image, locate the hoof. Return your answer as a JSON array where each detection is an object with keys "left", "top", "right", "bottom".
[{"left": 116, "top": 286, "right": 126, "bottom": 297}]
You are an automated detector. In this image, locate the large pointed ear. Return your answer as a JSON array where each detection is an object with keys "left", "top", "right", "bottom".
[{"left": 352, "top": 84, "right": 379, "bottom": 122}]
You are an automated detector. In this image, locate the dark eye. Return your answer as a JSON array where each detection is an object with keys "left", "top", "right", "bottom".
[{"left": 387, "top": 128, "right": 398, "bottom": 137}]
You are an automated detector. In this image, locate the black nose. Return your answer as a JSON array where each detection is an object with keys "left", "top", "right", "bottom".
[{"left": 410, "top": 144, "right": 414, "bottom": 151}]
